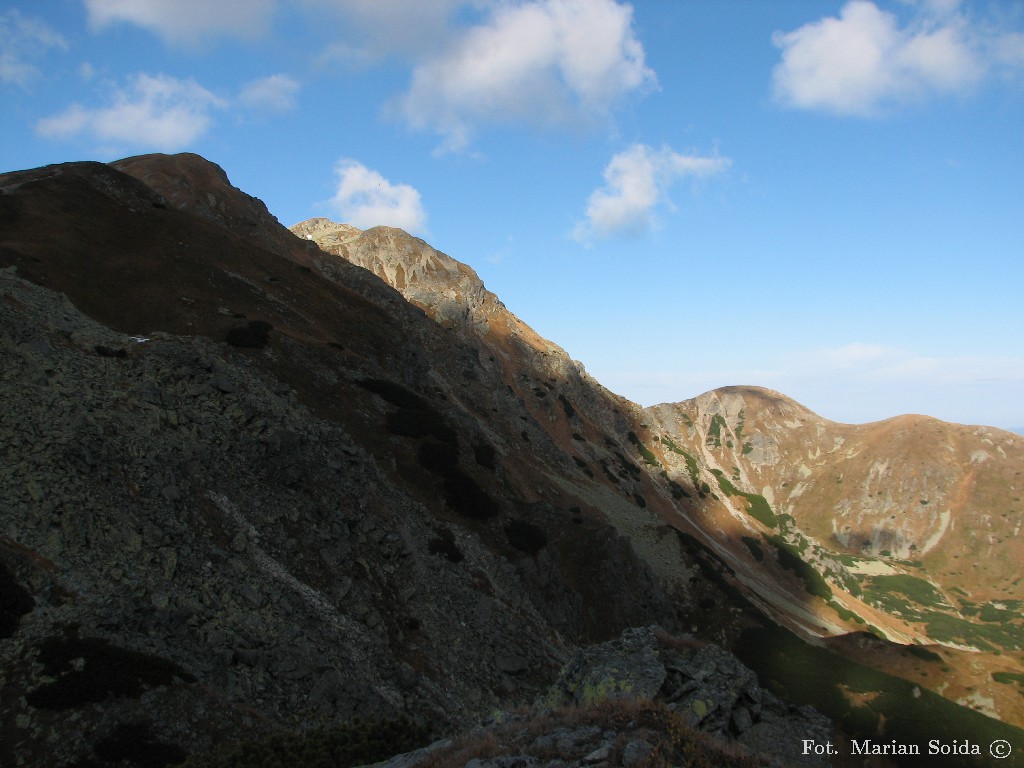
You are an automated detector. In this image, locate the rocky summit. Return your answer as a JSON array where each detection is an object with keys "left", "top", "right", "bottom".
[{"left": 2, "top": 153, "right": 1023, "bottom": 768}]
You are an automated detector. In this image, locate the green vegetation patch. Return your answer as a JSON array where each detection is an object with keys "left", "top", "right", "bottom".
[
  {"left": 627, "top": 431, "right": 661, "bottom": 467},
  {"left": 993, "top": 671, "right": 1024, "bottom": 689},
  {"left": 744, "top": 495, "right": 778, "bottom": 528},
  {"left": 867, "top": 575, "right": 949, "bottom": 610},
  {"left": 711, "top": 470, "right": 778, "bottom": 528},
  {"left": 736, "top": 624, "right": 1024, "bottom": 768},
  {"left": 924, "top": 612, "right": 1024, "bottom": 652},
  {"left": 828, "top": 600, "right": 865, "bottom": 624},
  {"left": 706, "top": 414, "right": 728, "bottom": 448},
  {"left": 660, "top": 435, "right": 685, "bottom": 455},
  {"left": 981, "top": 602, "right": 1017, "bottom": 623},
  {"left": 766, "top": 535, "right": 832, "bottom": 600}
]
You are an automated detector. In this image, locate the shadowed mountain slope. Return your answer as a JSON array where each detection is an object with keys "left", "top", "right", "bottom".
[{"left": 1, "top": 154, "right": 1022, "bottom": 767}]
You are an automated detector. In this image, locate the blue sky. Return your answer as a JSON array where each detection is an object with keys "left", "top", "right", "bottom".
[{"left": 2, "top": 0, "right": 1023, "bottom": 429}]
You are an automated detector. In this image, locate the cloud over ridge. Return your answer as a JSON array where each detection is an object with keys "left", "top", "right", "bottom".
[
  {"left": 329, "top": 159, "right": 427, "bottom": 234},
  {"left": 573, "top": 143, "right": 729, "bottom": 242},
  {"left": 36, "top": 73, "right": 226, "bottom": 150},
  {"left": 394, "top": 0, "right": 656, "bottom": 151}
]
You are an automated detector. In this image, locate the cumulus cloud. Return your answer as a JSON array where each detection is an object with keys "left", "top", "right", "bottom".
[
  {"left": 36, "top": 73, "right": 226, "bottom": 150},
  {"left": 394, "top": 0, "right": 656, "bottom": 151},
  {"left": 84, "top": 0, "right": 276, "bottom": 45},
  {"left": 573, "top": 144, "right": 729, "bottom": 242},
  {"left": 771, "top": 0, "right": 1024, "bottom": 115},
  {"left": 0, "top": 9, "right": 67, "bottom": 88},
  {"left": 238, "top": 74, "right": 301, "bottom": 112},
  {"left": 813, "top": 342, "right": 895, "bottom": 369},
  {"left": 308, "top": 0, "right": 470, "bottom": 60},
  {"left": 329, "top": 160, "right": 427, "bottom": 233}
]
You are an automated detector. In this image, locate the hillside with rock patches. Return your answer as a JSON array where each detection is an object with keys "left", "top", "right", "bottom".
[{"left": 1, "top": 153, "right": 1022, "bottom": 767}]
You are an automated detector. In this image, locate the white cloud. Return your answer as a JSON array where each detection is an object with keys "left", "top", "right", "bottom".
[
  {"left": 238, "top": 74, "right": 301, "bottom": 112},
  {"left": 36, "top": 73, "right": 226, "bottom": 150},
  {"left": 84, "top": 0, "right": 276, "bottom": 46},
  {"left": 573, "top": 143, "right": 729, "bottom": 242},
  {"left": 769, "top": 0, "right": 1017, "bottom": 115},
  {"left": 812, "top": 342, "right": 896, "bottom": 369},
  {"left": 394, "top": 0, "right": 656, "bottom": 151},
  {"left": 329, "top": 160, "right": 427, "bottom": 233},
  {"left": 0, "top": 9, "right": 67, "bottom": 88},
  {"left": 308, "top": 0, "right": 470, "bottom": 60}
]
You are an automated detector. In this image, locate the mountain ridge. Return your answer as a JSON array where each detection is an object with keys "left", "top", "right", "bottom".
[
  {"left": 294, "top": 213, "right": 1024, "bottom": 726},
  {"left": 2, "top": 153, "right": 1022, "bottom": 767}
]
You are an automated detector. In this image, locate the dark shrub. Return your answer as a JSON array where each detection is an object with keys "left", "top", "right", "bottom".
[
  {"left": 504, "top": 519, "right": 548, "bottom": 556},
  {"left": 26, "top": 633, "right": 194, "bottom": 710},
  {"left": 427, "top": 529, "right": 463, "bottom": 563},
  {"left": 93, "top": 722, "right": 187, "bottom": 768},
  {"left": 94, "top": 345, "right": 126, "bottom": 358},
  {"left": 225, "top": 320, "right": 272, "bottom": 348},
  {"left": 418, "top": 440, "right": 459, "bottom": 476},
  {"left": 387, "top": 408, "right": 456, "bottom": 443},
  {"left": 472, "top": 443, "right": 496, "bottom": 471},
  {"left": 182, "top": 718, "right": 431, "bottom": 768},
  {"left": 0, "top": 561, "right": 34, "bottom": 639},
  {"left": 558, "top": 394, "right": 576, "bottom": 419},
  {"left": 443, "top": 470, "right": 498, "bottom": 519},
  {"left": 667, "top": 479, "right": 688, "bottom": 499},
  {"left": 356, "top": 379, "right": 428, "bottom": 410},
  {"left": 572, "top": 456, "right": 594, "bottom": 478},
  {"left": 742, "top": 536, "right": 764, "bottom": 562}
]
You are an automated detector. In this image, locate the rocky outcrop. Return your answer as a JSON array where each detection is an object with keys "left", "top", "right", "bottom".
[
  {"left": 541, "top": 627, "right": 832, "bottom": 768},
  {"left": 368, "top": 627, "right": 832, "bottom": 768}
]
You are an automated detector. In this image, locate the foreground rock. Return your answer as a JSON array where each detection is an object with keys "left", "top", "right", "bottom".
[{"left": 365, "top": 627, "right": 831, "bottom": 768}]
